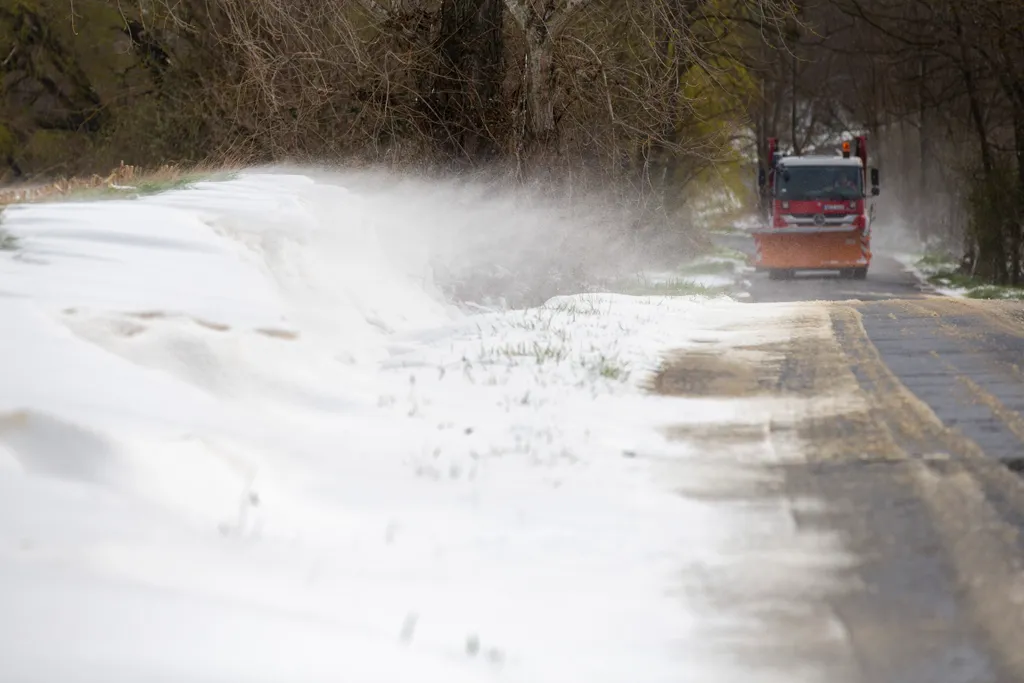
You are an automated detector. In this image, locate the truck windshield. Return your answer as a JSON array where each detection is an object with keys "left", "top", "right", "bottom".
[{"left": 775, "top": 165, "right": 863, "bottom": 201}]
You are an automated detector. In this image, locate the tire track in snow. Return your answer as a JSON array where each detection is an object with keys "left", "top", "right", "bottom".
[
  {"left": 653, "top": 299, "right": 1024, "bottom": 682},
  {"left": 652, "top": 304, "right": 862, "bottom": 683}
]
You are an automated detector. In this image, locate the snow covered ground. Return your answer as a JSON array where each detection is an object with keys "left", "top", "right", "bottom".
[
  {"left": 0, "top": 172, "right": 849, "bottom": 682},
  {"left": 894, "top": 251, "right": 1024, "bottom": 300}
]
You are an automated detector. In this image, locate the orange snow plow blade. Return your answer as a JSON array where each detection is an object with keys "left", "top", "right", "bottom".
[{"left": 753, "top": 229, "right": 870, "bottom": 270}]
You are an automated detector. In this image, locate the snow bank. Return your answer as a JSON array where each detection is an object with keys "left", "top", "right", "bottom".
[{"left": 0, "top": 173, "right": 847, "bottom": 682}]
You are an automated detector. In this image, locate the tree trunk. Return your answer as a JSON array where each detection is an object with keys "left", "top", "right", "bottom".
[
  {"left": 1010, "top": 97, "right": 1024, "bottom": 285},
  {"left": 650, "top": 0, "right": 706, "bottom": 213},
  {"left": 951, "top": 5, "right": 994, "bottom": 175},
  {"left": 431, "top": 0, "right": 504, "bottom": 163},
  {"left": 951, "top": 4, "right": 1001, "bottom": 281},
  {"left": 524, "top": 35, "right": 556, "bottom": 147},
  {"left": 503, "top": 0, "right": 592, "bottom": 165}
]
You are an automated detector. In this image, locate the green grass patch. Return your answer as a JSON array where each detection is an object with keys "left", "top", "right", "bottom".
[
  {"left": 914, "top": 253, "right": 960, "bottom": 282},
  {"left": 483, "top": 341, "right": 570, "bottom": 364},
  {"left": 0, "top": 209, "right": 14, "bottom": 251},
  {"left": 134, "top": 170, "right": 239, "bottom": 195},
  {"left": 917, "top": 252, "right": 956, "bottom": 269},
  {"left": 925, "top": 269, "right": 974, "bottom": 289},
  {"left": 133, "top": 175, "right": 203, "bottom": 195},
  {"left": 916, "top": 255, "right": 1024, "bottom": 299},
  {"left": 616, "top": 278, "right": 722, "bottom": 297},
  {"left": 594, "top": 357, "right": 629, "bottom": 381},
  {"left": 676, "top": 259, "right": 737, "bottom": 277},
  {"left": 59, "top": 185, "right": 138, "bottom": 201},
  {"left": 600, "top": 259, "right": 738, "bottom": 297},
  {"left": 67, "top": 171, "right": 236, "bottom": 201},
  {"left": 548, "top": 297, "right": 610, "bottom": 316},
  {"left": 0, "top": 166, "right": 241, "bottom": 208},
  {"left": 965, "top": 285, "right": 1024, "bottom": 300}
]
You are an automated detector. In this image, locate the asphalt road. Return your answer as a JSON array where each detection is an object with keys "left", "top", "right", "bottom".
[
  {"left": 745, "top": 254, "right": 932, "bottom": 303},
  {"left": 684, "top": 236, "right": 1024, "bottom": 682}
]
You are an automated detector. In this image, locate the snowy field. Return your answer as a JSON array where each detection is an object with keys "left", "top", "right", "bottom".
[{"left": 0, "top": 173, "right": 849, "bottom": 682}]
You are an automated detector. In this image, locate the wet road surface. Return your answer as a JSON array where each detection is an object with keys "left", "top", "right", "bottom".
[
  {"left": 795, "top": 299, "right": 1024, "bottom": 683},
  {"left": 666, "top": 239, "right": 1024, "bottom": 682},
  {"left": 745, "top": 254, "right": 932, "bottom": 303}
]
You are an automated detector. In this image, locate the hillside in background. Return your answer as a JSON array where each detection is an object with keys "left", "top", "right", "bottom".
[
  {"left": 0, "top": 0, "right": 235, "bottom": 179},
  {"left": 0, "top": 0, "right": 763, "bottom": 228}
]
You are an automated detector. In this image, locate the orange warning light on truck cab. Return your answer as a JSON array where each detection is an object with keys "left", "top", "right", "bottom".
[{"left": 841, "top": 141, "right": 851, "bottom": 157}]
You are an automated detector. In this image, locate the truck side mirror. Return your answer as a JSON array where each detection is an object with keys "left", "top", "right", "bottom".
[
  {"left": 870, "top": 168, "right": 879, "bottom": 187},
  {"left": 871, "top": 186, "right": 880, "bottom": 196},
  {"left": 758, "top": 168, "right": 766, "bottom": 187}
]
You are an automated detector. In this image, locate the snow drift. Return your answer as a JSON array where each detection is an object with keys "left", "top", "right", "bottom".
[{"left": 0, "top": 171, "right": 848, "bottom": 683}]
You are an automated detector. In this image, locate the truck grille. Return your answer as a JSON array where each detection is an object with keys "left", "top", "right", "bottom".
[
  {"left": 791, "top": 212, "right": 845, "bottom": 219},
  {"left": 782, "top": 213, "right": 859, "bottom": 226}
]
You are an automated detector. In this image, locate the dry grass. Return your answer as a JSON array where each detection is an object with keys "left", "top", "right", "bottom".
[{"left": 0, "top": 161, "right": 241, "bottom": 207}]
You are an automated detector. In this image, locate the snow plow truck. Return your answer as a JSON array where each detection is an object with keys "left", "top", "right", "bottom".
[{"left": 754, "top": 136, "right": 880, "bottom": 280}]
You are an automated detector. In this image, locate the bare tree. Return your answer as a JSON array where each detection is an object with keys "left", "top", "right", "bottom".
[{"left": 502, "top": 0, "right": 593, "bottom": 151}]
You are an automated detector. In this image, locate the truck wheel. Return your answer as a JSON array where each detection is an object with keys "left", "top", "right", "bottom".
[
  {"left": 768, "top": 269, "right": 792, "bottom": 280},
  {"left": 852, "top": 267, "right": 868, "bottom": 280}
]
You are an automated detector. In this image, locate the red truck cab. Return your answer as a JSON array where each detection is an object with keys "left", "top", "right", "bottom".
[{"left": 754, "top": 136, "right": 880, "bottom": 280}]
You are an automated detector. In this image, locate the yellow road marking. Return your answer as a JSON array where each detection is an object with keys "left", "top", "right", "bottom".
[{"left": 831, "top": 302, "right": 1024, "bottom": 678}]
